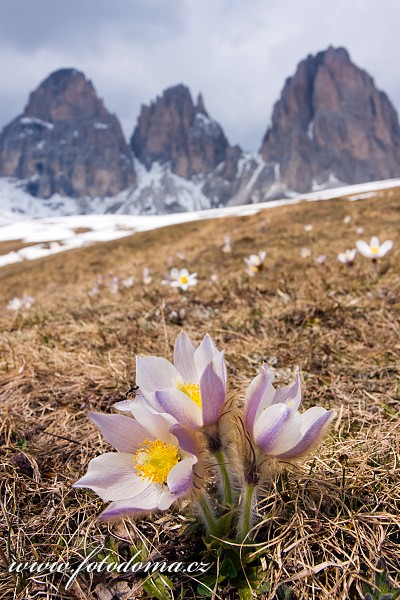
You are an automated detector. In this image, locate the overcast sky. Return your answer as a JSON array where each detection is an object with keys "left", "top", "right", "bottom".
[{"left": 1, "top": 0, "right": 400, "bottom": 151}]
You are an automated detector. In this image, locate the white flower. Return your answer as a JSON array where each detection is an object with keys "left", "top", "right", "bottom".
[
  {"left": 315, "top": 254, "right": 326, "bottom": 265},
  {"left": 22, "top": 295, "right": 35, "bottom": 309},
  {"left": 166, "top": 268, "right": 198, "bottom": 291},
  {"left": 300, "top": 247, "right": 311, "bottom": 258},
  {"left": 244, "top": 252, "right": 267, "bottom": 276},
  {"left": 7, "top": 295, "right": 35, "bottom": 311},
  {"left": 210, "top": 274, "right": 219, "bottom": 283},
  {"left": 122, "top": 277, "right": 134, "bottom": 288},
  {"left": 7, "top": 297, "right": 23, "bottom": 311},
  {"left": 108, "top": 276, "right": 120, "bottom": 294},
  {"left": 356, "top": 237, "right": 393, "bottom": 259},
  {"left": 337, "top": 249, "right": 357, "bottom": 264},
  {"left": 343, "top": 215, "right": 352, "bottom": 224},
  {"left": 73, "top": 404, "right": 200, "bottom": 521},
  {"left": 304, "top": 224, "right": 313, "bottom": 232},
  {"left": 88, "top": 286, "right": 100, "bottom": 297},
  {"left": 222, "top": 236, "right": 232, "bottom": 254},
  {"left": 143, "top": 268, "right": 152, "bottom": 285},
  {"left": 356, "top": 227, "right": 364, "bottom": 235}
]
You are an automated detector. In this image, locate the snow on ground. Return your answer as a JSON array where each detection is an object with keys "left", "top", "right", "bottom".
[{"left": 0, "top": 178, "right": 399, "bottom": 268}]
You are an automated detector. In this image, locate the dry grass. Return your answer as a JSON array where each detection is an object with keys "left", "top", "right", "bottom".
[{"left": 0, "top": 190, "right": 399, "bottom": 599}]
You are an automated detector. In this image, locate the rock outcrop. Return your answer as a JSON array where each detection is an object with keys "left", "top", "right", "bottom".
[
  {"left": 260, "top": 47, "right": 400, "bottom": 192},
  {"left": 131, "top": 84, "right": 230, "bottom": 179},
  {"left": 0, "top": 69, "right": 135, "bottom": 198}
]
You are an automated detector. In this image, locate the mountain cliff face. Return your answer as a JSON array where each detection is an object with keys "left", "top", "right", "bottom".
[
  {"left": 131, "top": 84, "right": 230, "bottom": 179},
  {"left": 260, "top": 47, "right": 400, "bottom": 192},
  {"left": 1, "top": 47, "right": 400, "bottom": 215},
  {"left": 0, "top": 69, "right": 136, "bottom": 198}
]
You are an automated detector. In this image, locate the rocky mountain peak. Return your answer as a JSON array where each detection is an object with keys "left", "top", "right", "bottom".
[
  {"left": 131, "top": 84, "right": 230, "bottom": 179},
  {"left": 0, "top": 69, "right": 135, "bottom": 198},
  {"left": 24, "top": 68, "right": 109, "bottom": 123},
  {"left": 261, "top": 46, "right": 400, "bottom": 192}
]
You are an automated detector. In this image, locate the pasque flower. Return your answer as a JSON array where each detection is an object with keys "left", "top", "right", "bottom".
[
  {"left": 356, "top": 236, "right": 393, "bottom": 259},
  {"left": 337, "top": 249, "right": 357, "bottom": 264},
  {"left": 118, "top": 333, "right": 227, "bottom": 430},
  {"left": 244, "top": 252, "right": 266, "bottom": 276},
  {"left": 163, "top": 268, "right": 198, "bottom": 291},
  {"left": 244, "top": 364, "right": 335, "bottom": 460},
  {"left": 73, "top": 403, "right": 199, "bottom": 521},
  {"left": 7, "top": 295, "right": 35, "bottom": 311}
]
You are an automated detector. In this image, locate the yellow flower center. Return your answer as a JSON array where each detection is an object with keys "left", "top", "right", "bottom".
[
  {"left": 180, "top": 275, "right": 189, "bottom": 285},
  {"left": 370, "top": 246, "right": 379, "bottom": 255},
  {"left": 251, "top": 265, "right": 259, "bottom": 273},
  {"left": 134, "top": 439, "right": 180, "bottom": 484},
  {"left": 177, "top": 381, "right": 202, "bottom": 408}
]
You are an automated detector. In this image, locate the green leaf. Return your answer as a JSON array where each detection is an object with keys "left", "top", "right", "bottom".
[{"left": 220, "top": 557, "right": 238, "bottom": 579}]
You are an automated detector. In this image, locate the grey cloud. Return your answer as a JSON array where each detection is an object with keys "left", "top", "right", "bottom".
[{"left": 1, "top": 0, "right": 400, "bottom": 151}]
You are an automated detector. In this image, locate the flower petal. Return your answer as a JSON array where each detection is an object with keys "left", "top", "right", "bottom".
[
  {"left": 88, "top": 412, "right": 148, "bottom": 453},
  {"left": 200, "top": 359, "right": 226, "bottom": 426},
  {"left": 167, "top": 457, "right": 195, "bottom": 495},
  {"left": 174, "top": 332, "right": 198, "bottom": 383},
  {"left": 136, "top": 356, "right": 181, "bottom": 392},
  {"left": 253, "top": 404, "right": 292, "bottom": 452},
  {"left": 193, "top": 334, "right": 219, "bottom": 378},
  {"left": 370, "top": 236, "right": 380, "bottom": 248},
  {"left": 98, "top": 486, "right": 160, "bottom": 521},
  {"left": 273, "top": 374, "right": 302, "bottom": 411},
  {"left": 155, "top": 389, "right": 202, "bottom": 429},
  {"left": 73, "top": 453, "right": 149, "bottom": 501},
  {"left": 169, "top": 424, "right": 200, "bottom": 457},
  {"left": 157, "top": 491, "right": 176, "bottom": 510},
  {"left": 356, "top": 240, "right": 371, "bottom": 257},
  {"left": 377, "top": 240, "right": 393, "bottom": 257},
  {"left": 129, "top": 402, "right": 177, "bottom": 444},
  {"left": 275, "top": 407, "right": 336, "bottom": 459},
  {"left": 245, "top": 364, "right": 275, "bottom": 432},
  {"left": 212, "top": 350, "right": 227, "bottom": 386}
]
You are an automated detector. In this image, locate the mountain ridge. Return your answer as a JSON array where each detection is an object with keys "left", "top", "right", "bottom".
[{"left": 1, "top": 46, "right": 400, "bottom": 216}]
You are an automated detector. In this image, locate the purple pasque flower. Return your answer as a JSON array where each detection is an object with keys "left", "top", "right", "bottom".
[
  {"left": 73, "top": 403, "right": 200, "bottom": 521},
  {"left": 117, "top": 333, "right": 227, "bottom": 430},
  {"left": 245, "top": 364, "right": 335, "bottom": 460}
]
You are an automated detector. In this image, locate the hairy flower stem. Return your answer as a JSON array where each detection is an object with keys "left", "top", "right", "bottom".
[
  {"left": 214, "top": 448, "right": 234, "bottom": 506},
  {"left": 196, "top": 493, "right": 220, "bottom": 537},
  {"left": 237, "top": 483, "right": 256, "bottom": 543}
]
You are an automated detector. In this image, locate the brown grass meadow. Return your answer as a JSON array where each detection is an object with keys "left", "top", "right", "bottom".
[{"left": 0, "top": 190, "right": 399, "bottom": 599}]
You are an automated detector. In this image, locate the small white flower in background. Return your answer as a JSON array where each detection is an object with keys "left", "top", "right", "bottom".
[
  {"left": 337, "top": 249, "right": 357, "bottom": 264},
  {"left": 244, "top": 251, "right": 267, "bottom": 276},
  {"left": 222, "top": 235, "right": 232, "bottom": 253},
  {"left": 315, "top": 254, "right": 326, "bottom": 265},
  {"left": 88, "top": 286, "right": 100, "bottom": 297},
  {"left": 164, "top": 268, "right": 198, "bottom": 291},
  {"left": 7, "top": 297, "right": 23, "bottom": 311},
  {"left": 143, "top": 268, "right": 152, "bottom": 285},
  {"left": 108, "top": 276, "right": 120, "bottom": 295},
  {"left": 122, "top": 277, "right": 134, "bottom": 288},
  {"left": 343, "top": 215, "right": 352, "bottom": 224},
  {"left": 176, "top": 252, "right": 186, "bottom": 260},
  {"left": 356, "top": 226, "right": 364, "bottom": 235},
  {"left": 7, "top": 295, "right": 35, "bottom": 311},
  {"left": 210, "top": 274, "right": 219, "bottom": 283},
  {"left": 304, "top": 224, "right": 313, "bottom": 232},
  {"left": 356, "top": 236, "right": 393, "bottom": 259},
  {"left": 300, "top": 247, "right": 311, "bottom": 258}
]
